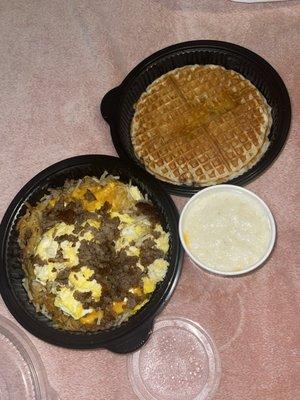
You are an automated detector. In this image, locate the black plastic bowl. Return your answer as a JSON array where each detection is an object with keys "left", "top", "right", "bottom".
[
  {"left": 0, "top": 155, "right": 182, "bottom": 353},
  {"left": 101, "top": 40, "right": 291, "bottom": 196}
]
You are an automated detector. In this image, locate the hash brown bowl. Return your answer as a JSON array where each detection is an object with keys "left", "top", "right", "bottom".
[{"left": 0, "top": 155, "right": 182, "bottom": 353}]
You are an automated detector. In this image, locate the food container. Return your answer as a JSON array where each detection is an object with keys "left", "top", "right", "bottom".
[
  {"left": 128, "top": 317, "right": 221, "bottom": 400},
  {"left": 101, "top": 40, "right": 291, "bottom": 196},
  {"left": 0, "top": 155, "right": 182, "bottom": 353},
  {"left": 179, "top": 185, "right": 276, "bottom": 276},
  {"left": 0, "top": 314, "right": 58, "bottom": 400}
]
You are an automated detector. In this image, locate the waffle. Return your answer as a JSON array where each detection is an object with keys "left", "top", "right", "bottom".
[{"left": 131, "top": 65, "right": 272, "bottom": 186}]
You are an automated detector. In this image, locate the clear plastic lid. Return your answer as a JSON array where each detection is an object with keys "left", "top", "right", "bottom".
[
  {"left": 0, "top": 315, "right": 58, "bottom": 400},
  {"left": 128, "top": 317, "right": 221, "bottom": 400}
]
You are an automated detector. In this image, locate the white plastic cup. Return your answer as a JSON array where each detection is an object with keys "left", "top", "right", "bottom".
[{"left": 179, "top": 185, "right": 276, "bottom": 276}]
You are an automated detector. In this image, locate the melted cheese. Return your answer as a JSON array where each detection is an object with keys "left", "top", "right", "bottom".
[
  {"left": 80, "top": 310, "right": 103, "bottom": 325},
  {"left": 183, "top": 190, "right": 271, "bottom": 272},
  {"left": 71, "top": 181, "right": 130, "bottom": 212},
  {"left": 112, "top": 298, "right": 128, "bottom": 314}
]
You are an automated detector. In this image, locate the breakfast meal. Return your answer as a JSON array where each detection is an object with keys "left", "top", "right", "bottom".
[
  {"left": 17, "top": 174, "right": 170, "bottom": 332},
  {"left": 131, "top": 65, "right": 272, "bottom": 186},
  {"left": 181, "top": 187, "right": 273, "bottom": 273}
]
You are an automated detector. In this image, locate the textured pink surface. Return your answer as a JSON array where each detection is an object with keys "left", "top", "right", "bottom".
[{"left": 0, "top": 1, "right": 299, "bottom": 399}]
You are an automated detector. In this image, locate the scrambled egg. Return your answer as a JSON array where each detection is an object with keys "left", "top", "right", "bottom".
[
  {"left": 35, "top": 222, "right": 76, "bottom": 261},
  {"left": 84, "top": 219, "right": 101, "bottom": 229},
  {"left": 154, "top": 224, "right": 170, "bottom": 253},
  {"left": 69, "top": 267, "right": 102, "bottom": 301},
  {"left": 110, "top": 212, "right": 134, "bottom": 224},
  {"left": 136, "top": 262, "right": 145, "bottom": 271},
  {"left": 60, "top": 240, "right": 80, "bottom": 267},
  {"left": 35, "top": 236, "right": 59, "bottom": 260},
  {"left": 79, "top": 231, "right": 94, "bottom": 241},
  {"left": 34, "top": 264, "right": 57, "bottom": 284},
  {"left": 54, "top": 222, "right": 74, "bottom": 237},
  {"left": 53, "top": 267, "right": 102, "bottom": 320},
  {"left": 126, "top": 246, "right": 140, "bottom": 257},
  {"left": 142, "top": 277, "right": 156, "bottom": 294},
  {"left": 54, "top": 287, "right": 92, "bottom": 320},
  {"left": 129, "top": 186, "right": 143, "bottom": 201},
  {"left": 148, "top": 259, "right": 169, "bottom": 283},
  {"left": 34, "top": 262, "right": 67, "bottom": 286},
  {"left": 142, "top": 259, "right": 169, "bottom": 294},
  {"left": 115, "top": 221, "right": 150, "bottom": 251}
]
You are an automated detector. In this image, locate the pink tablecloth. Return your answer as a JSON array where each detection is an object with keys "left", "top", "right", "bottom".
[{"left": 0, "top": 1, "right": 299, "bottom": 399}]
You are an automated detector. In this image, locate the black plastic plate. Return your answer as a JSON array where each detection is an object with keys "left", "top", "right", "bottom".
[
  {"left": 101, "top": 40, "right": 291, "bottom": 197},
  {"left": 0, "top": 155, "right": 182, "bottom": 353}
]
